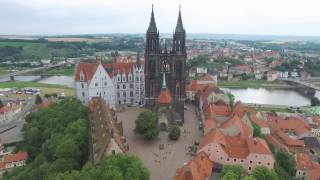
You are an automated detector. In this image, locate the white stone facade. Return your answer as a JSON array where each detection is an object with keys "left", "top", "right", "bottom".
[
  {"left": 113, "top": 63, "right": 145, "bottom": 105},
  {"left": 75, "top": 63, "right": 116, "bottom": 109}
]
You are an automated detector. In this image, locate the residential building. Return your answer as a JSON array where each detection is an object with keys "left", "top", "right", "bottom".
[
  {"left": 197, "top": 128, "right": 274, "bottom": 173},
  {"left": 296, "top": 153, "right": 320, "bottom": 180},
  {"left": 0, "top": 151, "right": 28, "bottom": 170},
  {"left": 267, "top": 71, "right": 279, "bottom": 81},
  {"left": 0, "top": 101, "right": 22, "bottom": 124}
]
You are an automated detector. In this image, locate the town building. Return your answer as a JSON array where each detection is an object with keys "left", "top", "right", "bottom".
[
  {"left": 0, "top": 101, "right": 22, "bottom": 124},
  {"left": 296, "top": 153, "right": 320, "bottom": 180},
  {"left": 0, "top": 151, "right": 28, "bottom": 170},
  {"left": 175, "top": 152, "right": 213, "bottom": 180},
  {"left": 197, "top": 128, "right": 274, "bottom": 173},
  {"left": 144, "top": 6, "right": 186, "bottom": 121},
  {"left": 88, "top": 97, "right": 129, "bottom": 164}
]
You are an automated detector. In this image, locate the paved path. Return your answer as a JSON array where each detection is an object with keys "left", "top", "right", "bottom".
[
  {"left": 0, "top": 96, "right": 35, "bottom": 144},
  {"left": 117, "top": 104, "right": 202, "bottom": 180}
]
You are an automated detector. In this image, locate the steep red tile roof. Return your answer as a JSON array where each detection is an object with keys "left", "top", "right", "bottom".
[
  {"left": 75, "top": 62, "right": 99, "bottom": 82},
  {"left": 186, "top": 80, "right": 207, "bottom": 92},
  {"left": 250, "top": 113, "right": 269, "bottom": 128},
  {"left": 222, "top": 114, "right": 252, "bottom": 138},
  {"left": 175, "top": 152, "right": 213, "bottom": 180},
  {"left": 4, "top": 151, "right": 28, "bottom": 163},
  {"left": 308, "top": 165, "right": 320, "bottom": 180},
  {"left": 158, "top": 89, "right": 173, "bottom": 105},
  {"left": 103, "top": 62, "right": 134, "bottom": 77},
  {"left": 297, "top": 153, "right": 314, "bottom": 170},
  {"left": 199, "top": 74, "right": 215, "bottom": 82},
  {"left": 247, "top": 138, "right": 272, "bottom": 155},
  {"left": 199, "top": 128, "right": 226, "bottom": 150}
]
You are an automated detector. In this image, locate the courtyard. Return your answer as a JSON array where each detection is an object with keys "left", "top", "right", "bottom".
[{"left": 116, "top": 104, "right": 203, "bottom": 180}]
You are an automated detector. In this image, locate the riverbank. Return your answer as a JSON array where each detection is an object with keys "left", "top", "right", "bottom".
[
  {"left": 219, "top": 80, "right": 293, "bottom": 89},
  {"left": 0, "top": 81, "right": 74, "bottom": 96},
  {"left": 42, "top": 66, "right": 75, "bottom": 76}
]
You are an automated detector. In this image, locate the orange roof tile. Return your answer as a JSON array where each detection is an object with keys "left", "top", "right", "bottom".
[
  {"left": 4, "top": 151, "right": 28, "bottom": 163},
  {"left": 75, "top": 62, "right": 99, "bottom": 82},
  {"left": 175, "top": 152, "right": 213, "bottom": 180},
  {"left": 158, "top": 89, "right": 173, "bottom": 105},
  {"left": 199, "top": 128, "right": 226, "bottom": 150},
  {"left": 247, "top": 138, "right": 272, "bottom": 155},
  {"left": 297, "top": 153, "right": 314, "bottom": 170}
]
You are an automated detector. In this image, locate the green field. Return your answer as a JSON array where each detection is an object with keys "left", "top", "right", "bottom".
[
  {"left": 0, "top": 81, "right": 75, "bottom": 96},
  {"left": 43, "top": 66, "right": 75, "bottom": 76},
  {"left": 0, "top": 40, "right": 79, "bottom": 60}
]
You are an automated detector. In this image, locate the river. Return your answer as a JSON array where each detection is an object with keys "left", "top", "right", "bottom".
[
  {"left": 225, "top": 88, "right": 311, "bottom": 107},
  {"left": 38, "top": 76, "right": 74, "bottom": 88}
]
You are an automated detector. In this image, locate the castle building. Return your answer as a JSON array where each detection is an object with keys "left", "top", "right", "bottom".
[
  {"left": 104, "top": 53, "right": 145, "bottom": 105},
  {"left": 144, "top": 6, "right": 187, "bottom": 121},
  {"left": 75, "top": 60, "right": 116, "bottom": 108},
  {"left": 75, "top": 54, "right": 144, "bottom": 108}
]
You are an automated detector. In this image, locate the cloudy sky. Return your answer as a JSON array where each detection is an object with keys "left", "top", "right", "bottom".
[{"left": 1, "top": 0, "right": 320, "bottom": 36}]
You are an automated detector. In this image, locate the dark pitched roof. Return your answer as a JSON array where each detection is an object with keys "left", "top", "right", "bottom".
[{"left": 304, "top": 137, "right": 320, "bottom": 149}]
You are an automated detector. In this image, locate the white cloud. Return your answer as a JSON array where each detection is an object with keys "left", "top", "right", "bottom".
[{"left": 1, "top": 0, "right": 320, "bottom": 35}]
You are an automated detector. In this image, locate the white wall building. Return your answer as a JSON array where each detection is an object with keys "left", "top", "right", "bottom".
[
  {"left": 75, "top": 55, "right": 144, "bottom": 108},
  {"left": 75, "top": 60, "right": 116, "bottom": 109}
]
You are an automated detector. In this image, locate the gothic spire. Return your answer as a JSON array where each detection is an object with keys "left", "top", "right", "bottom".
[
  {"left": 162, "top": 73, "right": 167, "bottom": 89},
  {"left": 147, "top": 4, "right": 158, "bottom": 33},
  {"left": 175, "top": 5, "right": 185, "bottom": 33}
]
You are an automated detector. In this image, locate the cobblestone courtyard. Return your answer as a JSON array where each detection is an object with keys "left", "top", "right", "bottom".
[{"left": 116, "top": 104, "right": 203, "bottom": 180}]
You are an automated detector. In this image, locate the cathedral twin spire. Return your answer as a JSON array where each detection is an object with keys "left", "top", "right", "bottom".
[{"left": 147, "top": 5, "right": 185, "bottom": 34}]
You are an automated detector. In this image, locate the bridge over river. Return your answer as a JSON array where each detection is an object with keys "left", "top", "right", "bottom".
[
  {"left": 278, "top": 78, "right": 320, "bottom": 91},
  {"left": 0, "top": 63, "right": 65, "bottom": 81}
]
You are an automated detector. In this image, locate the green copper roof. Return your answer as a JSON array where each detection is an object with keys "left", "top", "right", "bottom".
[{"left": 162, "top": 73, "right": 167, "bottom": 89}]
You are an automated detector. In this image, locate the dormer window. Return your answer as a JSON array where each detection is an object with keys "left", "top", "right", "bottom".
[
  {"left": 122, "top": 74, "right": 126, "bottom": 82},
  {"left": 80, "top": 71, "right": 85, "bottom": 81}
]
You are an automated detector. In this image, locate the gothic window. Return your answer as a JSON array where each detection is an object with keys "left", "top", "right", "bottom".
[
  {"left": 130, "top": 84, "right": 133, "bottom": 88},
  {"left": 123, "top": 84, "right": 126, "bottom": 89},
  {"left": 130, "top": 91, "right": 133, "bottom": 97},
  {"left": 80, "top": 72, "right": 84, "bottom": 81},
  {"left": 81, "top": 83, "right": 84, "bottom": 88},
  {"left": 176, "top": 61, "right": 182, "bottom": 75},
  {"left": 95, "top": 83, "right": 98, "bottom": 87},
  {"left": 160, "top": 60, "right": 170, "bottom": 73},
  {"left": 123, "top": 92, "right": 126, "bottom": 97},
  {"left": 117, "top": 92, "right": 120, "bottom": 98}
]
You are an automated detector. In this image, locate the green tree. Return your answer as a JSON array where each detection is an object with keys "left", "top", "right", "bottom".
[
  {"left": 275, "top": 150, "right": 296, "bottom": 177},
  {"left": 221, "top": 165, "right": 246, "bottom": 180},
  {"left": 168, "top": 125, "right": 181, "bottom": 140},
  {"left": 226, "top": 92, "right": 235, "bottom": 106},
  {"left": 35, "top": 94, "right": 43, "bottom": 104},
  {"left": 251, "top": 166, "right": 278, "bottom": 180},
  {"left": 221, "top": 172, "right": 238, "bottom": 180},
  {"left": 4, "top": 98, "right": 89, "bottom": 180},
  {"left": 135, "top": 110, "right": 159, "bottom": 140},
  {"left": 311, "top": 97, "right": 320, "bottom": 106},
  {"left": 243, "top": 176, "right": 257, "bottom": 180},
  {"left": 0, "top": 99, "right": 3, "bottom": 108},
  {"left": 50, "top": 154, "right": 150, "bottom": 180},
  {"left": 252, "top": 122, "right": 263, "bottom": 138}
]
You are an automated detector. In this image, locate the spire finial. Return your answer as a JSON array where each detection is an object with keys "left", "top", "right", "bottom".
[
  {"left": 147, "top": 4, "right": 157, "bottom": 33},
  {"left": 162, "top": 73, "right": 167, "bottom": 89},
  {"left": 175, "top": 5, "right": 185, "bottom": 33}
]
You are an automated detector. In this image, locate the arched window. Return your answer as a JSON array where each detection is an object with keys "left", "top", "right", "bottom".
[{"left": 160, "top": 60, "right": 170, "bottom": 73}]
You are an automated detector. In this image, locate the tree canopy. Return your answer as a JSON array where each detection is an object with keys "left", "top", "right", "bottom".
[
  {"left": 35, "top": 94, "right": 43, "bottom": 104},
  {"left": 50, "top": 154, "right": 150, "bottom": 180},
  {"left": 134, "top": 110, "right": 159, "bottom": 140},
  {"left": 0, "top": 99, "right": 3, "bottom": 109},
  {"left": 4, "top": 97, "right": 89, "bottom": 180},
  {"left": 274, "top": 150, "right": 297, "bottom": 178},
  {"left": 251, "top": 166, "right": 278, "bottom": 180},
  {"left": 168, "top": 125, "right": 181, "bottom": 140},
  {"left": 311, "top": 97, "right": 320, "bottom": 106},
  {"left": 221, "top": 165, "right": 246, "bottom": 180}
]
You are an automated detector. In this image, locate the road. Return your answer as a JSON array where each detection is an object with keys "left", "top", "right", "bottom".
[{"left": 0, "top": 96, "right": 35, "bottom": 144}]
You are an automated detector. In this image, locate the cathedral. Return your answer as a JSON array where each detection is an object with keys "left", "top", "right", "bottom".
[{"left": 144, "top": 6, "right": 187, "bottom": 125}]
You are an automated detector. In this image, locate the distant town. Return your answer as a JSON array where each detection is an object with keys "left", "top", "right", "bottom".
[{"left": 0, "top": 6, "right": 320, "bottom": 180}]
